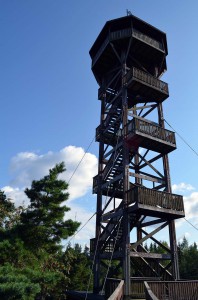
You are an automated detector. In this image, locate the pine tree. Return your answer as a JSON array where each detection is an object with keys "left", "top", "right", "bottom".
[
  {"left": 0, "top": 190, "right": 15, "bottom": 229},
  {"left": 64, "top": 243, "right": 93, "bottom": 291},
  {"left": 0, "top": 163, "right": 81, "bottom": 299},
  {"left": 19, "top": 162, "right": 80, "bottom": 254}
]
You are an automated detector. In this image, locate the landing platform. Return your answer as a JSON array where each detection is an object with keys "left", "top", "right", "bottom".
[{"left": 66, "top": 291, "right": 104, "bottom": 300}]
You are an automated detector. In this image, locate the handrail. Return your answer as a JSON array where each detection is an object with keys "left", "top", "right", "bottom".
[
  {"left": 123, "top": 67, "right": 168, "bottom": 94},
  {"left": 128, "top": 118, "right": 176, "bottom": 145},
  {"left": 92, "top": 27, "right": 164, "bottom": 68},
  {"left": 145, "top": 281, "right": 198, "bottom": 300},
  {"left": 110, "top": 28, "right": 132, "bottom": 41},
  {"left": 107, "top": 280, "right": 124, "bottom": 300},
  {"left": 133, "top": 67, "right": 168, "bottom": 93},
  {"left": 133, "top": 28, "right": 164, "bottom": 51},
  {"left": 128, "top": 186, "right": 184, "bottom": 212},
  {"left": 144, "top": 282, "right": 159, "bottom": 300}
]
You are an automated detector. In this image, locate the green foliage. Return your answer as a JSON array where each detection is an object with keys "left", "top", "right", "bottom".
[
  {"left": 145, "top": 238, "right": 198, "bottom": 279},
  {"left": 178, "top": 237, "right": 198, "bottom": 280},
  {"left": 0, "top": 190, "right": 17, "bottom": 229},
  {"left": 0, "top": 264, "right": 40, "bottom": 300},
  {"left": 19, "top": 162, "right": 80, "bottom": 254},
  {"left": 64, "top": 243, "right": 93, "bottom": 291},
  {"left": 0, "top": 163, "right": 81, "bottom": 299}
]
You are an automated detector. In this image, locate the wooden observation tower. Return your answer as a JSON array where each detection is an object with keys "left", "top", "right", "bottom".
[{"left": 89, "top": 15, "right": 185, "bottom": 298}]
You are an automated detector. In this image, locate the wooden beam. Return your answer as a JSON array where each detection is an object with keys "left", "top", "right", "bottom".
[
  {"left": 141, "top": 228, "right": 171, "bottom": 253},
  {"left": 139, "top": 153, "right": 163, "bottom": 169},
  {"left": 129, "top": 171, "right": 164, "bottom": 184},
  {"left": 140, "top": 218, "right": 167, "bottom": 228},
  {"left": 130, "top": 222, "right": 168, "bottom": 249},
  {"left": 130, "top": 252, "right": 171, "bottom": 260},
  {"left": 137, "top": 152, "right": 164, "bottom": 178}
]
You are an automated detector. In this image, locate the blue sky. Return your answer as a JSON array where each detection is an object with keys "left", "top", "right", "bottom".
[{"left": 0, "top": 1, "right": 198, "bottom": 246}]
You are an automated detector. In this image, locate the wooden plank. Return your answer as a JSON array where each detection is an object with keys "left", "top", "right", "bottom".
[
  {"left": 140, "top": 218, "right": 166, "bottom": 228},
  {"left": 130, "top": 251, "right": 171, "bottom": 260},
  {"left": 129, "top": 171, "right": 164, "bottom": 184},
  {"left": 107, "top": 280, "right": 124, "bottom": 300},
  {"left": 144, "top": 282, "right": 159, "bottom": 300}
]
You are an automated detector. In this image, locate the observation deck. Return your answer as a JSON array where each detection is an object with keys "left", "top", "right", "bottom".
[
  {"left": 93, "top": 178, "right": 184, "bottom": 220},
  {"left": 123, "top": 67, "right": 169, "bottom": 103},
  {"left": 96, "top": 117, "right": 176, "bottom": 154},
  {"left": 90, "top": 15, "right": 168, "bottom": 85},
  {"left": 126, "top": 117, "right": 176, "bottom": 154},
  {"left": 128, "top": 186, "right": 184, "bottom": 219}
]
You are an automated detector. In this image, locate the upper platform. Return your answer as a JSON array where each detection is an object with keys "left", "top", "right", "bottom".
[{"left": 90, "top": 15, "right": 168, "bottom": 86}]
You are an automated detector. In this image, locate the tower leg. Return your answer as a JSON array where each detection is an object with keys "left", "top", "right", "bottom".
[
  {"left": 123, "top": 215, "right": 131, "bottom": 299},
  {"left": 169, "top": 220, "right": 180, "bottom": 280}
]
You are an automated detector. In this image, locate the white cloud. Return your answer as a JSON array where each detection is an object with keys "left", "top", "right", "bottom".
[
  {"left": 64, "top": 201, "right": 96, "bottom": 247},
  {"left": 2, "top": 186, "right": 28, "bottom": 207},
  {"left": 0, "top": 146, "right": 98, "bottom": 247},
  {"left": 183, "top": 192, "right": 198, "bottom": 219},
  {"left": 176, "top": 191, "right": 198, "bottom": 234},
  {"left": 2, "top": 146, "right": 98, "bottom": 208},
  {"left": 172, "top": 182, "right": 195, "bottom": 193}
]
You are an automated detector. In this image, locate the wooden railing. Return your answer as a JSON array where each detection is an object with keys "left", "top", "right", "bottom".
[
  {"left": 92, "top": 27, "right": 164, "bottom": 67},
  {"left": 144, "top": 282, "right": 159, "bottom": 300},
  {"left": 133, "top": 28, "right": 164, "bottom": 51},
  {"left": 128, "top": 118, "right": 176, "bottom": 145},
  {"left": 106, "top": 279, "right": 124, "bottom": 300},
  {"left": 131, "top": 278, "right": 147, "bottom": 298},
  {"left": 145, "top": 281, "right": 198, "bottom": 300},
  {"left": 110, "top": 28, "right": 132, "bottom": 41},
  {"left": 123, "top": 67, "right": 168, "bottom": 94},
  {"left": 128, "top": 186, "right": 184, "bottom": 212},
  {"left": 98, "top": 87, "right": 119, "bottom": 101}
]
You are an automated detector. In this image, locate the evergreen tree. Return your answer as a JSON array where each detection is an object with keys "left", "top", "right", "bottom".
[
  {"left": 64, "top": 243, "right": 93, "bottom": 291},
  {"left": 178, "top": 237, "right": 198, "bottom": 280},
  {"left": 0, "top": 190, "right": 16, "bottom": 229},
  {"left": 0, "top": 163, "right": 81, "bottom": 299},
  {"left": 19, "top": 162, "right": 80, "bottom": 254}
]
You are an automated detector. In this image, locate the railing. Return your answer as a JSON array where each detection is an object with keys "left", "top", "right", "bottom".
[
  {"left": 145, "top": 281, "right": 198, "bottom": 300},
  {"left": 93, "top": 174, "right": 124, "bottom": 195},
  {"left": 131, "top": 278, "right": 147, "bottom": 298},
  {"left": 106, "top": 279, "right": 124, "bottom": 300},
  {"left": 110, "top": 28, "right": 132, "bottom": 41},
  {"left": 92, "top": 27, "right": 164, "bottom": 67},
  {"left": 128, "top": 118, "right": 176, "bottom": 145},
  {"left": 133, "top": 28, "right": 164, "bottom": 51},
  {"left": 98, "top": 87, "right": 119, "bottom": 101},
  {"left": 144, "top": 282, "right": 159, "bottom": 300},
  {"left": 128, "top": 186, "right": 184, "bottom": 212},
  {"left": 123, "top": 67, "right": 168, "bottom": 94}
]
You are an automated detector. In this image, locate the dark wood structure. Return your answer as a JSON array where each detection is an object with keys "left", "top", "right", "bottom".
[{"left": 90, "top": 14, "right": 185, "bottom": 299}]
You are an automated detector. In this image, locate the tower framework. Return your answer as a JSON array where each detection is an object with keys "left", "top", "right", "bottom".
[{"left": 89, "top": 15, "right": 185, "bottom": 298}]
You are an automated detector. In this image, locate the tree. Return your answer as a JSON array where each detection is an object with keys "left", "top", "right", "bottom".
[
  {"left": 19, "top": 162, "right": 80, "bottom": 254},
  {"left": 0, "top": 163, "right": 81, "bottom": 299},
  {"left": 178, "top": 237, "right": 198, "bottom": 280},
  {"left": 0, "top": 190, "right": 15, "bottom": 229},
  {"left": 64, "top": 243, "right": 93, "bottom": 291}
]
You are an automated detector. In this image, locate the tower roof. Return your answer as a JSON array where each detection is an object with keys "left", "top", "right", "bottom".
[{"left": 90, "top": 15, "right": 168, "bottom": 59}]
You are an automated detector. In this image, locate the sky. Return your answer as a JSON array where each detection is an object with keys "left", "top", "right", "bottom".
[{"left": 0, "top": 1, "right": 198, "bottom": 248}]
